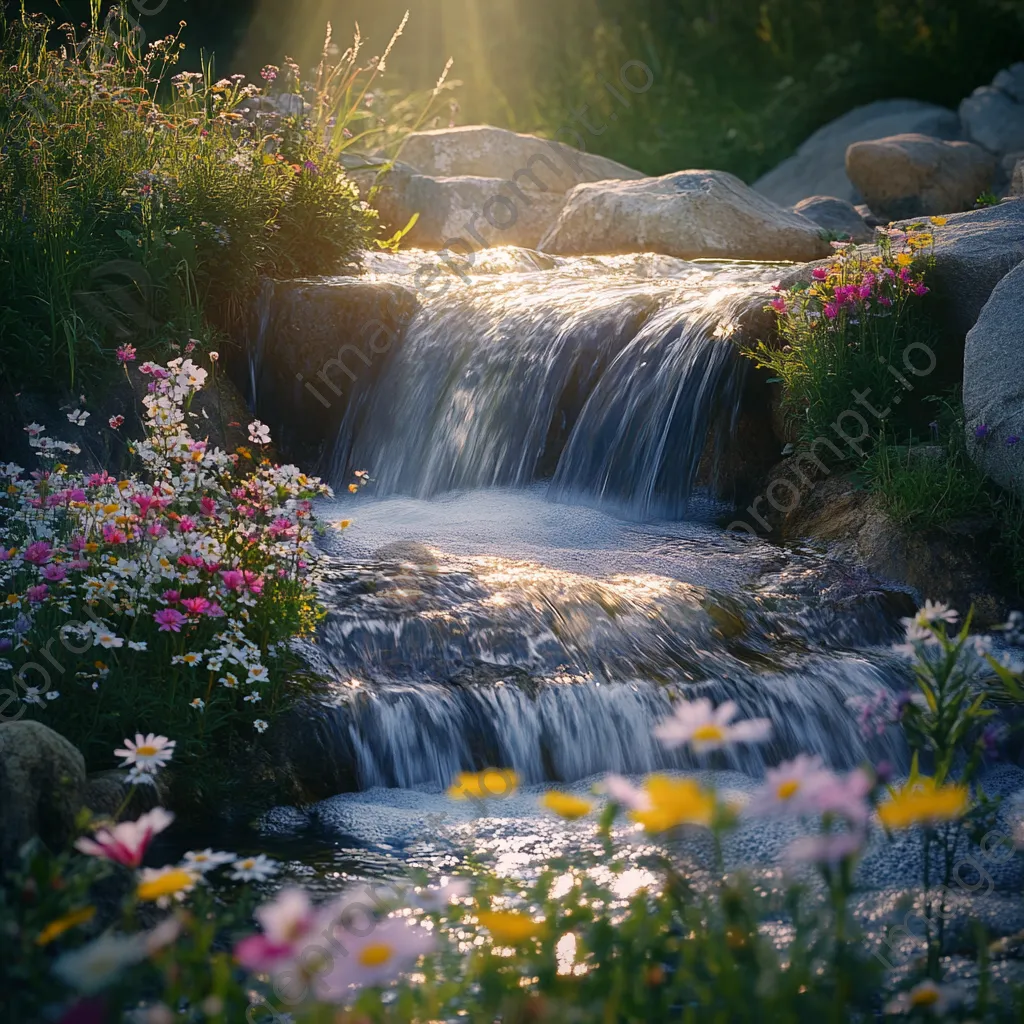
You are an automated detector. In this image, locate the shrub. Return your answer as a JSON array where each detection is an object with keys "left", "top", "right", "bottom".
[
  {"left": 0, "top": 353, "right": 336, "bottom": 802},
  {"left": 0, "top": 8, "right": 378, "bottom": 389},
  {"left": 3, "top": 602, "right": 1023, "bottom": 1022}
]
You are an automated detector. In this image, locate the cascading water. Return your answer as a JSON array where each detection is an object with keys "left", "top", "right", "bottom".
[{"left": 247, "top": 248, "right": 917, "bottom": 801}]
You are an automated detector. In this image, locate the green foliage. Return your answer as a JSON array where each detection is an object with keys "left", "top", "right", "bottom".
[{"left": 0, "top": 9, "right": 377, "bottom": 390}]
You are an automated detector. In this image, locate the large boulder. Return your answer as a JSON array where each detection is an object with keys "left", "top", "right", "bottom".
[
  {"left": 963, "top": 261, "right": 1024, "bottom": 497},
  {"left": 993, "top": 62, "right": 1024, "bottom": 103},
  {"left": 846, "top": 134, "right": 997, "bottom": 219},
  {"left": 960, "top": 87, "right": 1024, "bottom": 156},
  {"left": 753, "top": 99, "right": 962, "bottom": 207},
  {"left": 395, "top": 125, "right": 643, "bottom": 188},
  {"left": 1012, "top": 158, "right": 1024, "bottom": 197},
  {"left": 373, "top": 172, "right": 568, "bottom": 250},
  {"left": 539, "top": 170, "right": 832, "bottom": 262},
  {"left": 793, "top": 195, "right": 873, "bottom": 243},
  {"left": 0, "top": 721, "right": 86, "bottom": 864}
]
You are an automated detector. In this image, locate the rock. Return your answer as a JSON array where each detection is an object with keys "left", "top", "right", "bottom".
[
  {"left": 846, "top": 134, "right": 997, "bottom": 219},
  {"left": 539, "top": 170, "right": 832, "bottom": 262},
  {"left": 754, "top": 99, "right": 962, "bottom": 207},
  {"left": 396, "top": 125, "right": 643, "bottom": 188},
  {"left": 0, "top": 722, "right": 85, "bottom": 864},
  {"left": 762, "top": 472, "right": 1005, "bottom": 625},
  {"left": 1011, "top": 158, "right": 1024, "bottom": 197},
  {"left": 248, "top": 278, "right": 419, "bottom": 469},
  {"left": 82, "top": 769, "right": 165, "bottom": 818},
  {"left": 793, "top": 195, "right": 873, "bottom": 242},
  {"left": 373, "top": 172, "right": 569, "bottom": 250},
  {"left": 963, "top": 261, "right": 1024, "bottom": 497},
  {"left": 960, "top": 87, "right": 1024, "bottom": 156},
  {"left": 994, "top": 62, "right": 1024, "bottom": 103}
]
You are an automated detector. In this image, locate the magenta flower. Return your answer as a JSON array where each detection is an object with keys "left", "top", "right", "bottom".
[
  {"left": 812, "top": 268, "right": 828, "bottom": 281},
  {"left": 1007, "top": 435, "right": 1021, "bottom": 447},
  {"left": 147, "top": 523, "right": 167, "bottom": 539},
  {"left": 161, "top": 589, "right": 181, "bottom": 604},
  {"left": 153, "top": 608, "right": 187, "bottom": 633},
  {"left": 823, "top": 301, "right": 840, "bottom": 321},
  {"left": 75, "top": 807, "right": 174, "bottom": 868},
  {"left": 878, "top": 296, "right": 893, "bottom": 307},
  {"left": 242, "top": 571, "right": 265, "bottom": 595},
  {"left": 181, "top": 597, "right": 210, "bottom": 616},
  {"left": 177, "top": 516, "right": 197, "bottom": 533},
  {"left": 220, "top": 569, "right": 244, "bottom": 591},
  {"left": 770, "top": 296, "right": 787, "bottom": 314},
  {"left": 41, "top": 563, "right": 67, "bottom": 582},
  {"left": 102, "top": 525, "right": 127, "bottom": 545},
  {"left": 116, "top": 344, "right": 137, "bottom": 364},
  {"left": 975, "top": 424, "right": 990, "bottom": 441},
  {"left": 204, "top": 602, "right": 226, "bottom": 618},
  {"left": 24, "top": 540, "right": 53, "bottom": 565},
  {"left": 913, "top": 282, "right": 929, "bottom": 297},
  {"left": 200, "top": 496, "right": 218, "bottom": 517},
  {"left": 26, "top": 584, "right": 49, "bottom": 603}
]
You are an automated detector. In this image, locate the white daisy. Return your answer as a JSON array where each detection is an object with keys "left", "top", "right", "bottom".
[
  {"left": 230, "top": 853, "right": 279, "bottom": 882},
  {"left": 114, "top": 733, "right": 176, "bottom": 773},
  {"left": 181, "top": 848, "right": 236, "bottom": 873},
  {"left": 654, "top": 697, "right": 772, "bottom": 753},
  {"left": 127, "top": 640, "right": 148, "bottom": 651},
  {"left": 253, "top": 718, "right": 269, "bottom": 733},
  {"left": 243, "top": 691, "right": 262, "bottom": 703},
  {"left": 67, "top": 409, "right": 91, "bottom": 427},
  {"left": 884, "top": 979, "right": 960, "bottom": 1016},
  {"left": 94, "top": 631, "right": 124, "bottom": 649},
  {"left": 189, "top": 698, "right": 205, "bottom": 711}
]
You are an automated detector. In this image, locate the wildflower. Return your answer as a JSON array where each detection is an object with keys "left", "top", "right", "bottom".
[
  {"left": 180, "top": 596, "right": 209, "bottom": 616},
  {"left": 22, "top": 686, "right": 46, "bottom": 706},
  {"left": 24, "top": 422, "right": 45, "bottom": 436},
  {"left": 1007, "top": 435, "right": 1020, "bottom": 446},
  {"left": 35, "top": 905, "right": 96, "bottom": 946},
  {"left": 254, "top": 718, "right": 269, "bottom": 733},
  {"left": 94, "top": 630, "right": 123, "bottom": 648},
  {"left": 189, "top": 698, "right": 205, "bottom": 711},
  {"left": 769, "top": 296, "right": 787, "bottom": 314},
  {"left": 75, "top": 807, "right": 174, "bottom": 868},
  {"left": 137, "top": 866, "right": 197, "bottom": 904},
  {"left": 114, "top": 733, "right": 175, "bottom": 773},
  {"left": 811, "top": 267, "right": 828, "bottom": 281},
  {"left": 747, "top": 754, "right": 834, "bottom": 816},
  {"left": 823, "top": 301, "right": 840, "bottom": 321},
  {"left": 315, "top": 918, "right": 437, "bottom": 998},
  {"left": 476, "top": 911, "right": 545, "bottom": 944},
  {"left": 337, "top": 519, "right": 352, "bottom": 529},
  {"left": 244, "top": 691, "right": 262, "bottom": 703},
  {"left": 929, "top": 216, "right": 948, "bottom": 227},
  {"left": 884, "top": 979, "right": 960, "bottom": 1016},
  {"left": 153, "top": 608, "right": 187, "bottom": 632},
  {"left": 812, "top": 767, "right": 873, "bottom": 826},
  {"left": 235, "top": 887, "right": 318, "bottom": 971},
  {"left": 230, "top": 853, "right": 279, "bottom": 882},
  {"left": 128, "top": 640, "right": 148, "bottom": 651},
  {"left": 878, "top": 777, "right": 969, "bottom": 830},
  {"left": 52, "top": 933, "right": 145, "bottom": 993},
  {"left": 653, "top": 697, "right": 771, "bottom": 753},
  {"left": 348, "top": 483, "right": 359, "bottom": 493},
  {"left": 108, "top": 415, "right": 125, "bottom": 429},
  {"left": 26, "top": 584, "right": 49, "bottom": 603},
  {"left": 116, "top": 344, "right": 137, "bottom": 363},
  {"left": 447, "top": 769, "right": 519, "bottom": 800},
  {"left": 713, "top": 319, "right": 738, "bottom": 339},
  {"left": 540, "top": 791, "right": 593, "bottom": 820},
  {"left": 908, "top": 600, "right": 959, "bottom": 628},
  {"left": 783, "top": 830, "right": 864, "bottom": 867},
  {"left": 630, "top": 775, "right": 716, "bottom": 831},
  {"left": 24, "top": 540, "right": 53, "bottom": 565},
  {"left": 248, "top": 420, "right": 271, "bottom": 444},
  {"left": 975, "top": 423, "right": 990, "bottom": 440},
  {"left": 67, "top": 409, "right": 90, "bottom": 426},
  {"left": 221, "top": 673, "right": 239, "bottom": 689},
  {"left": 209, "top": 351, "right": 220, "bottom": 362},
  {"left": 600, "top": 773, "right": 651, "bottom": 810},
  {"left": 182, "top": 848, "right": 236, "bottom": 873}
]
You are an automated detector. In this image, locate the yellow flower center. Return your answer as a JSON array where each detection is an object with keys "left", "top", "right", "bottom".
[
  {"left": 477, "top": 911, "right": 543, "bottom": 943},
  {"left": 358, "top": 943, "right": 394, "bottom": 967},
  {"left": 776, "top": 780, "right": 800, "bottom": 800},
  {"left": 691, "top": 724, "right": 724, "bottom": 743},
  {"left": 910, "top": 988, "right": 940, "bottom": 1007},
  {"left": 135, "top": 745, "right": 158, "bottom": 757}
]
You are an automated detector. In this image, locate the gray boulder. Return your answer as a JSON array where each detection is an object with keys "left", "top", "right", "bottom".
[
  {"left": 374, "top": 172, "right": 568, "bottom": 250},
  {"left": 539, "top": 170, "right": 832, "bottom": 263},
  {"left": 0, "top": 721, "right": 85, "bottom": 864},
  {"left": 964, "top": 261, "right": 1024, "bottom": 497},
  {"left": 1010, "top": 157, "right": 1024, "bottom": 197},
  {"left": 960, "top": 87, "right": 1024, "bottom": 156},
  {"left": 396, "top": 125, "right": 643, "bottom": 189},
  {"left": 993, "top": 62, "right": 1024, "bottom": 103},
  {"left": 753, "top": 99, "right": 962, "bottom": 207},
  {"left": 793, "top": 195, "right": 873, "bottom": 242},
  {"left": 846, "top": 133, "right": 996, "bottom": 219}
]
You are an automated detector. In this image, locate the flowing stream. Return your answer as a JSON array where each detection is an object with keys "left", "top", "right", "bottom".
[{"left": 243, "top": 247, "right": 938, "bottom": 885}]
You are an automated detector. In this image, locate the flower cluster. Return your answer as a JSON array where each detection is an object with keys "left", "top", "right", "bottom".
[{"left": 0, "top": 357, "right": 331, "bottom": 748}]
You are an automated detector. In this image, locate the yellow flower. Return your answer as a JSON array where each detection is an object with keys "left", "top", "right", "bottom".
[
  {"left": 896, "top": 253, "right": 914, "bottom": 267},
  {"left": 540, "top": 791, "right": 593, "bottom": 820},
  {"left": 878, "top": 777, "right": 969, "bottom": 830},
  {"left": 447, "top": 769, "right": 519, "bottom": 800},
  {"left": 630, "top": 775, "right": 715, "bottom": 832},
  {"left": 35, "top": 905, "right": 96, "bottom": 946},
  {"left": 348, "top": 483, "right": 359, "bottom": 493},
  {"left": 137, "top": 867, "right": 196, "bottom": 902},
  {"left": 338, "top": 520, "right": 352, "bottom": 529},
  {"left": 85, "top": 542, "right": 99, "bottom": 553},
  {"left": 929, "top": 216, "right": 947, "bottom": 227},
  {"left": 477, "top": 911, "right": 545, "bottom": 944}
]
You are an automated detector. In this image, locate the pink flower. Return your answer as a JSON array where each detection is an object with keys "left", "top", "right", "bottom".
[
  {"left": 823, "top": 302, "right": 840, "bottom": 321},
  {"left": 147, "top": 523, "right": 167, "bottom": 539},
  {"left": 24, "top": 540, "right": 53, "bottom": 565},
  {"left": 913, "top": 282, "right": 929, "bottom": 297},
  {"left": 108, "top": 415, "right": 125, "bottom": 429},
  {"left": 769, "top": 296, "right": 787, "bottom": 314},
  {"left": 858, "top": 283, "right": 873, "bottom": 300},
  {"left": 177, "top": 517, "right": 197, "bottom": 533},
  {"left": 784, "top": 830, "right": 864, "bottom": 867},
  {"left": 234, "top": 888, "right": 318, "bottom": 972},
  {"left": 204, "top": 602, "right": 226, "bottom": 618},
  {"left": 26, "top": 584, "right": 49, "bottom": 603},
  {"left": 811, "top": 767, "right": 872, "bottom": 826},
  {"left": 161, "top": 590, "right": 181, "bottom": 604},
  {"left": 75, "top": 807, "right": 174, "bottom": 868},
  {"left": 69, "top": 559, "right": 90, "bottom": 571},
  {"left": 102, "top": 525, "right": 127, "bottom": 545},
  {"left": 41, "top": 563, "right": 67, "bottom": 582},
  {"left": 181, "top": 597, "right": 210, "bottom": 616},
  {"left": 812, "top": 268, "right": 828, "bottom": 281},
  {"left": 153, "top": 608, "right": 187, "bottom": 632},
  {"left": 87, "top": 472, "right": 115, "bottom": 487},
  {"left": 220, "top": 569, "right": 244, "bottom": 591},
  {"left": 116, "top": 344, "right": 137, "bottom": 364},
  {"left": 200, "top": 496, "right": 217, "bottom": 517},
  {"left": 69, "top": 535, "right": 87, "bottom": 552},
  {"left": 242, "top": 571, "right": 264, "bottom": 595},
  {"left": 878, "top": 296, "right": 893, "bottom": 307}
]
